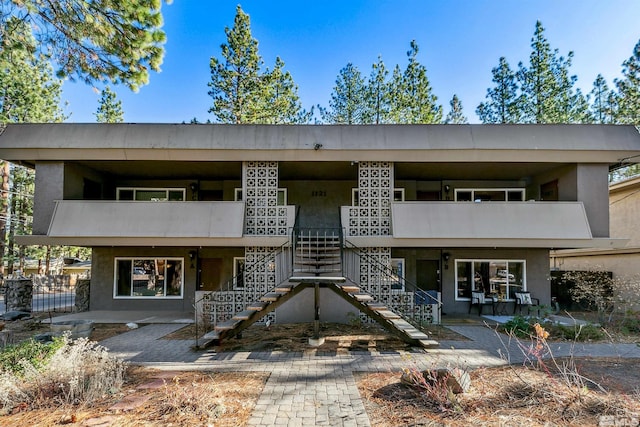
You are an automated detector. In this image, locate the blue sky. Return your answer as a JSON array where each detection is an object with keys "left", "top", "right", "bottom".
[{"left": 62, "top": 0, "right": 640, "bottom": 123}]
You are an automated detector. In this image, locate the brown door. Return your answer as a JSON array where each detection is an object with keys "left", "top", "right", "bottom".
[
  {"left": 416, "top": 260, "right": 440, "bottom": 292},
  {"left": 541, "top": 180, "right": 559, "bottom": 201},
  {"left": 199, "top": 258, "right": 222, "bottom": 291}
]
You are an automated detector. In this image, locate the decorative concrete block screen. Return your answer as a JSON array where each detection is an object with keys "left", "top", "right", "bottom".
[
  {"left": 348, "top": 161, "right": 392, "bottom": 237},
  {"left": 200, "top": 246, "right": 277, "bottom": 325},
  {"left": 243, "top": 161, "right": 288, "bottom": 236},
  {"left": 357, "top": 248, "right": 438, "bottom": 325}
]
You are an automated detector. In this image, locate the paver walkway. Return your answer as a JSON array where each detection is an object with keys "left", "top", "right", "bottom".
[{"left": 99, "top": 323, "right": 640, "bottom": 427}]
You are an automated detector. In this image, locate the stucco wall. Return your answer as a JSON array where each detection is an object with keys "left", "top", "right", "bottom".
[
  {"left": 440, "top": 248, "right": 550, "bottom": 314},
  {"left": 33, "top": 162, "right": 64, "bottom": 235},
  {"left": 91, "top": 247, "right": 202, "bottom": 311},
  {"left": 282, "top": 180, "right": 355, "bottom": 228},
  {"left": 577, "top": 164, "right": 610, "bottom": 237}
]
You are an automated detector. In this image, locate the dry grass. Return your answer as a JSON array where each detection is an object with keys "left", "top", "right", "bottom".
[
  {"left": 357, "top": 359, "right": 640, "bottom": 426},
  {"left": 2, "top": 368, "right": 269, "bottom": 426}
]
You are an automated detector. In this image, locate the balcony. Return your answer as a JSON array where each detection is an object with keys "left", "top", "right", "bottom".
[
  {"left": 17, "top": 201, "right": 295, "bottom": 247},
  {"left": 342, "top": 201, "right": 627, "bottom": 249}
]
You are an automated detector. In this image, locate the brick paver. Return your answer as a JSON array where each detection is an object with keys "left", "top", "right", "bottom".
[{"left": 99, "top": 323, "right": 640, "bottom": 427}]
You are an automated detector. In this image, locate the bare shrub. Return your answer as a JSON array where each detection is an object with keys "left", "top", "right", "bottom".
[
  {"left": 0, "top": 335, "right": 126, "bottom": 412},
  {"left": 158, "top": 375, "right": 226, "bottom": 422},
  {"left": 401, "top": 366, "right": 463, "bottom": 413}
]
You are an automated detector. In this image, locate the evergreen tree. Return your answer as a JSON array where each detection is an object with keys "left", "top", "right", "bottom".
[
  {"left": 397, "top": 41, "right": 442, "bottom": 123},
  {"left": 0, "top": 18, "right": 66, "bottom": 123},
  {"left": 476, "top": 57, "right": 521, "bottom": 123},
  {"left": 320, "top": 63, "right": 367, "bottom": 124},
  {"left": 208, "top": 5, "right": 264, "bottom": 123},
  {"left": 259, "top": 57, "right": 311, "bottom": 124},
  {"left": 517, "top": 21, "right": 587, "bottom": 123},
  {"left": 444, "top": 94, "right": 468, "bottom": 124},
  {"left": 0, "top": 17, "right": 65, "bottom": 276},
  {"left": 616, "top": 39, "right": 640, "bottom": 124},
  {"left": 2, "top": 0, "right": 167, "bottom": 91},
  {"left": 208, "top": 6, "right": 306, "bottom": 124},
  {"left": 364, "top": 55, "right": 390, "bottom": 124},
  {"left": 95, "top": 86, "right": 124, "bottom": 123},
  {"left": 387, "top": 64, "right": 405, "bottom": 123}
]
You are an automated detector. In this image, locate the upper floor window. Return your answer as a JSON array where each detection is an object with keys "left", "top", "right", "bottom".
[
  {"left": 454, "top": 188, "right": 525, "bottom": 202},
  {"left": 117, "top": 187, "right": 185, "bottom": 201}
]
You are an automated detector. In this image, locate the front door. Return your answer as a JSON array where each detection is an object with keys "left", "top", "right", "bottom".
[
  {"left": 199, "top": 258, "right": 222, "bottom": 291},
  {"left": 416, "top": 259, "right": 440, "bottom": 292}
]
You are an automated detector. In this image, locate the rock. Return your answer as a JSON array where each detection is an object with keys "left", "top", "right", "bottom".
[
  {"left": 0, "top": 311, "right": 32, "bottom": 321},
  {"left": 126, "top": 322, "right": 139, "bottom": 329}
]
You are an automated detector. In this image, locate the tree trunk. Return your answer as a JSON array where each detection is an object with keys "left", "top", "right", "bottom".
[{"left": 0, "top": 161, "right": 9, "bottom": 277}]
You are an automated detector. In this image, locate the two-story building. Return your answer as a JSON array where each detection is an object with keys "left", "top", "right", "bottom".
[{"left": 1, "top": 124, "right": 638, "bottom": 334}]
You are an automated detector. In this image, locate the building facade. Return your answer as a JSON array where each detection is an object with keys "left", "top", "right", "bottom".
[
  {"left": 551, "top": 175, "right": 640, "bottom": 278},
  {"left": 1, "top": 124, "right": 638, "bottom": 326}
]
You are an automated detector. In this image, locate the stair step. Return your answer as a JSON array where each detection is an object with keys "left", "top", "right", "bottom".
[
  {"left": 352, "top": 293, "right": 374, "bottom": 302},
  {"left": 295, "top": 260, "right": 341, "bottom": 266},
  {"left": 377, "top": 310, "right": 401, "bottom": 320},
  {"left": 389, "top": 319, "right": 414, "bottom": 329},
  {"left": 366, "top": 303, "right": 387, "bottom": 311},
  {"left": 404, "top": 329, "right": 431, "bottom": 340},
  {"left": 340, "top": 284, "right": 360, "bottom": 293},
  {"left": 261, "top": 292, "right": 285, "bottom": 302},
  {"left": 232, "top": 310, "right": 255, "bottom": 320},
  {"left": 418, "top": 339, "right": 440, "bottom": 348},
  {"left": 214, "top": 319, "right": 242, "bottom": 331},
  {"left": 274, "top": 284, "right": 295, "bottom": 293},
  {"left": 247, "top": 301, "right": 269, "bottom": 311}
]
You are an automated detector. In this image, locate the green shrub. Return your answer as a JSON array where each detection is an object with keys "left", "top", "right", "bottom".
[
  {"left": 0, "top": 338, "right": 64, "bottom": 376},
  {"left": 502, "top": 315, "right": 532, "bottom": 338},
  {"left": 549, "top": 323, "right": 605, "bottom": 341}
]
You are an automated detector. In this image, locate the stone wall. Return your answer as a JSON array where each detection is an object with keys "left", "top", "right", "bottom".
[
  {"left": 4, "top": 278, "right": 33, "bottom": 312},
  {"left": 75, "top": 279, "right": 90, "bottom": 312}
]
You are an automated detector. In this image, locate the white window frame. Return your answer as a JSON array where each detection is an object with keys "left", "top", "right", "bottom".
[
  {"left": 233, "top": 257, "right": 245, "bottom": 289},
  {"left": 116, "top": 187, "right": 185, "bottom": 201},
  {"left": 454, "top": 259, "right": 526, "bottom": 301},
  {"left": 390, "top": 258, "right": 405, "bottom": 291},
  {"left": 114, "top": 257, "right": 184, "bottom": 299},
  {"left": 453, "top": 188, "right": 525, "bottom": 202}
]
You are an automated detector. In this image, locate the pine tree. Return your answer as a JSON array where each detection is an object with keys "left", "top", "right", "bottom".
[
  {"left": 95, "top": 86, "right": 124, "bottom": 123},
  {"left": 387, "top": 64, "right": 405, "bottom": 123},
  {"left": 398, "top": 41, "right": 442, "bottom": 123},
  {"left": 364, "top": 56, "right": 390, "bottom": 124},
  {"left": 2, "top": 0, "right": 167, "bottom": 91},
  {"left": 0, "top": 17, "right": 65, "bottom": 276},
  {"left": 259, "top": 57, "right": 311, "bottom": 124},
  {"left": 477, "top": 57, "right": 521, "bottom": 123},
  {"left": 444, "top": 94, "right": 468, "bottom": 124},
  {"left": 0, "top": 18, "right": 66, "bottom": 123},
  {"left": 208, "top": 5, "right": 264, "bottom": 123},
  {"left": 616, "top": 39, "right": 640, "bottom": 124},
  {"left": 320, "top": 63, "right": 367, "bottom": 124},
  {"left": 517, "top": 21, "right": 587, "bottom": 123}
]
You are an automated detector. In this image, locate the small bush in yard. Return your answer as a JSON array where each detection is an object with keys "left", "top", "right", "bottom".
[
  {"left": 502, "top": 315, "right": 532, "bottom": 338},
  {"left": 0, "top": 334, "right": 127, "bottom": 414},
  {"left": 550, "top": 323, "right": 605, "bottom": 341},
  {"left": 0, "top": 338, "right": 64, "bottom": 376}
]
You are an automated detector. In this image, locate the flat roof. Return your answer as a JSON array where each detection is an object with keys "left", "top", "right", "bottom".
[{"left": 1, "top": 124, "right": 640, "bottom": 164}]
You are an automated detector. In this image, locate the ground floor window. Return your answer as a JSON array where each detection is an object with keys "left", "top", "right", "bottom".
[
  {"left": 233, "top": 257, "right": 245, "bottom": 289},
  {"left": 455, "top": 259, "right": 525, "bottom": 301},
  {"left": 115, "top": 258, "right": 183, "bottom": 298}
]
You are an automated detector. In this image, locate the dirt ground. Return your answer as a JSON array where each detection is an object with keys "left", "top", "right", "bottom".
[{"left": 1, "top": 318, "right": 639, "bottom": 426}]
